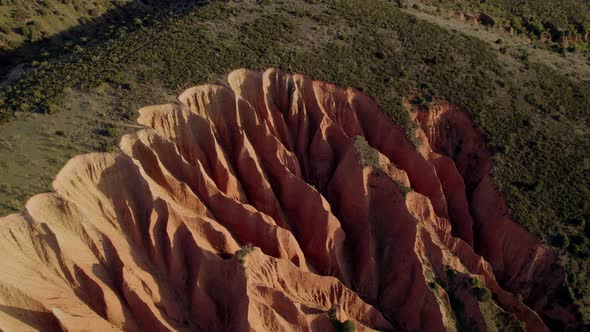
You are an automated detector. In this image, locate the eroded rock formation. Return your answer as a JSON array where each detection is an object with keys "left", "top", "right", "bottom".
[
  {"left": 411, "top": 103, "right": 580, "bottom": 330},
  {"left": 0, "top": 69, "right": 577, "bottom": 331}
]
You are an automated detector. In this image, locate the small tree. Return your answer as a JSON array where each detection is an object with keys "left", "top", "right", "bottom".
[
  {"left": 235, "top": 244, "right": 255, "bottom": 265},
  {"left": 327, "top": 305, "right": 355, "bottom": 332},
  {"left": 468, "top": 276, "right": 481, "bottom": 288},
  {"left": 553, "top": 232, "right": 570, "bottom": 249},
  {"left": 446, "top": 268, "right": 457, "bottom": 279},
  {"left": 474, "top": 287, "right": 492, "bottom": 302},
  {"left": 341, "top": 320, "right": 355, "bottom": 332}
]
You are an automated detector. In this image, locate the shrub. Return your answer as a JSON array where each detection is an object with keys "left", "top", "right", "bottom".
[
  {"left": 446, "top": 268, "right": 458, "bottom": 279},
  {"left": 567, "top": 218, "right": 585, "bottom": 227},
  {"left": 353, "top": 136, "right": 379, "bottom": 167},
  {"left": 553, "top": 232, "right": 570, "bottom": 248},
  {"left": 411, "top": 94, "right": 433, "bottom": 108},
  {"left": 327, "top": 305, "right": 355, "bottom": 332},
  {"left": 468, "top": 276, "right": 481, "bottom": 288},
  {"left": 96, "top": 123, "right": 117, "bottom": 137},
  {"left": 524, "top": 18, "right": 545, "bottom": 37},
  {"left": 235, "top": 244, "right": 255, "bottom": 265},
  {"left": 340, "top": 320, "right": 355, "bottom": 332},
  {"left": 121, "top": 80, "right": 137, "bottom": 91},
  {"left": 374, "top": 50, "right": 386, "bottom": 59},
  {"left": 569, "top": 235, "right": 589, "bottom": 257},
  {"left": 18, "top": 103, "right": 30, "bottom": 112},
  {"left": 474, "top": 287, "right": 492, "bottom": 302},
  {"left": 517, "top": 49, "right": 529, "bottom": 61},
  {"left": 327, "top": 305, "right": 339, "bottom": 321},
  {"left": 0, "top": 23, "right": 10, "bottom": 34}
]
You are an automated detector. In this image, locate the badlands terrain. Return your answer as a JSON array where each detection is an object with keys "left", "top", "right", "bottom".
[
  {"left": 0, "top": 0, "right": 589, "bottom": 331},
  {"left": 0, "top": 69, "right": 581, "bottom": 331}
]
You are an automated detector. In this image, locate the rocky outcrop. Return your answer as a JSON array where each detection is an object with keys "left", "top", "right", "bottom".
[
  {"left": 411, "top": 101, "right": 581, "bottom": 331},
  {"left": 0, "top": 69, "right": 574, "bottom": 331}
]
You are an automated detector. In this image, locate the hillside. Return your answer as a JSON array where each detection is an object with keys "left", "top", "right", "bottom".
[
  {"left": 409, "top": 0, "right": 590, "bottom": 55},
  {"left": 0, "top": 0, "right": 588, "bottom": 330},
  {"left": 0, "top": 0, "right": 134, "bottom": 51},
  {"left": 0, "top": 0, "right": 186, "bottom": 78}
]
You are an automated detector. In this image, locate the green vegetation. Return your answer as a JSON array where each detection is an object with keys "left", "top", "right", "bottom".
[
  {"left": 327, "top": 305, "right": 355, "bottom": 332},
  {"left": 468, "top": 276, "right": 481, "bottom": 288},
  {"left": 444, "top": 270, "right": 525, "bottom": 330},
  {"left": 0, "top": 0, "right": 588, "bottom": 322},
  {"left": 428, "top": 281, "right": 439, "bottom": 290},
  {"left": 353, "top": 136, "right": 380, "bottom": 168},
  {"left": 353, "top": 135, "right": 412, "bottom": 197},
  {"left": 473, "top": 287, "right": 493, "bottom": 302},
  {"left": 478, "top": 299, "right": 526, "bottom": 332},
  {"left": 494, "top": 312, "right": 525, "bottom": 332},
  {"left": 235, "top": 244, "right": 255, "bottom": 265},
  {"left": 415, "top": 0, "right": 590, "bottom": 55},
  {"left": 0, "top": 0, "right": 133, "bottom": 51},
  {"left": 467, "top": 276, "right": 492, "bottom": 302}
]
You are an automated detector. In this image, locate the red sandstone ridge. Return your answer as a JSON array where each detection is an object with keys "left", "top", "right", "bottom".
[
  {"left": 410, "top": 102, "right": 581, "bottom": 330},
  {"left": 0, "top": 68, "right": 576, "bottom": 331}
]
